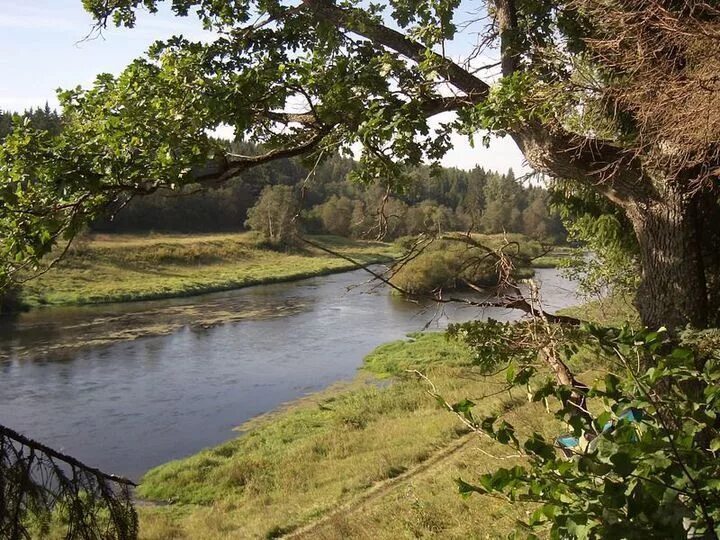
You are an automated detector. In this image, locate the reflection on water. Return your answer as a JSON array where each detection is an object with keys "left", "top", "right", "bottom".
[{"left": 0, "top": 267, "right": 577, "bottom": 480}]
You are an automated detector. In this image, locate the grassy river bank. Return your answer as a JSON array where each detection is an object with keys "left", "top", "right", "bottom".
[
  {"left": 21, "top": 233, "right": 398, "bottom": 307},
  {"left": 134, "top": 332, "right": 562, "bottom": 539},
  {"left": 135, "top": 288, "right": 626, "bottom": 540},
  {"left": 19, "top": 232, "right": 571, "bottom": 308}
]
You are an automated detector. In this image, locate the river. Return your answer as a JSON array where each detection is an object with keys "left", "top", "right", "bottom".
[{"left": 0, "top": 266, "right": 577, "bottom": 480}]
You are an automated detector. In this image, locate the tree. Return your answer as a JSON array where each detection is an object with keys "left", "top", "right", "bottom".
[
  {"left": 522, "top": 188, "right": 564, "bottom": 241},
  {"left": 317, "top": 195, "right": 354, "bottom": 236},
  {"left": 479, "top": 169, "right": 522, "bottom": 234},
  {"left": 405, "top": 201, "right": 456, "bottom": 236},
  {"left": 0, "top": 0, "right": 718, "bottom": 330},
  {"left": 245, "top": 185, "right": 300, "bottom": 246}
]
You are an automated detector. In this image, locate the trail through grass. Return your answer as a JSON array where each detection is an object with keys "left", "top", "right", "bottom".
[{"left": 136, "top": 333, "right": 559, "bottom": 539}]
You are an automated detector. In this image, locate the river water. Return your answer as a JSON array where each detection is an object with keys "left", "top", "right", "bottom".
[{"left": 0, "top": 267, "right": 577, "bottom": 480}]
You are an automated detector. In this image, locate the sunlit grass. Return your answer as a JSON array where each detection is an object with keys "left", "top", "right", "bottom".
[
  {"left": 22, "top": 233, "right": 398, "bottom": 306},
  {"left": 557, "top": 293, "right": 640, "bottom": 328},
  {"left": 136, "top": 333, "right": 559, "bottom": 539}
]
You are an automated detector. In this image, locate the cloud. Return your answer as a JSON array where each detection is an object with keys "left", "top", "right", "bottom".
[{"left": 0, "top": 2, "right": 78, "bottom": 31}]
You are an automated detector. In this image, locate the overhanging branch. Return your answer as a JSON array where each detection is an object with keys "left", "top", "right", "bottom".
[
  {"left": 191, "top": 127, "right": 330, "bottom": 186},
  {"left": 302, "top": 0, "right": 490, "bottom": 100}
]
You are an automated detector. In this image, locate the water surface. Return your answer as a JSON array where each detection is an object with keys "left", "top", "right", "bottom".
[{"left": 0, "top": 267, "right": 577, "bottom": 480}]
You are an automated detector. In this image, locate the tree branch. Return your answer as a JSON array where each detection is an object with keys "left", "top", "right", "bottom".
[
  {"left": 302, "top": 0, "right": 490, "bottom": 100},
  {"left": 0, "top": 424, "right": 136, "bottom": 487},
  {"left": 191, "top": 127, "right": 330, "bottom": 186},
  {"left": 492, "top": 0, "right": 658, "bottom": 207},
  {"left": 300, "top": 235, "right": 581, "bottom": 325}
]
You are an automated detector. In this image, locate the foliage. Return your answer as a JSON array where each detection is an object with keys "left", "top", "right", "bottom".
[
  {"left": 244, "top": 185, "right": 301, "bottom": 246},
  {"left": 0, "top": 424, "right": 137, "bottom": 540},
  {"left": 0, "top": 105, "right": 63, "bottom": 140},
  {"left": 551, "top": 180, "right": 639, "bottom": 300},
  {"left": 449, "top": 321, "right": 720, "bottom": 539},
  {"left": 107, "top": 157, "right": 563, "bottom": 242},
  {"left": 390, "top": 234, "right": 542, "bottom": 295},
  {"left": 315, "top": 195, "right": 352, "bottom": 236},
  {"left": 0, "top": 283, "right": 25, "bottom": 314}
]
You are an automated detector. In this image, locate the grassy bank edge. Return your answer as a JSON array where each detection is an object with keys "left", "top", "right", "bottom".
[
  {"left": 134, "top": 332, "right": 560, "bottom": 539},
  {"left": 32, "top": 256, "right": 395, "bottom": 308},
  {"left": 20, "top": 233, "right": 398, "bottom": 308}
]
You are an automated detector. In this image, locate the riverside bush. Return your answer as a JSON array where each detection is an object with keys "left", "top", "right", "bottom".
[
  {"left": 391, "top": 238, "right": 536, "bottom": 294},
  {"left": 450, "top": 322, "right": 720, "bottom": 539},
  {"left": 0, "top": 284, "right": 24, "bottom": 313}
]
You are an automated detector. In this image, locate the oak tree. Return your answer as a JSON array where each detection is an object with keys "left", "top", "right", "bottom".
[{"left": 1, "top": 0, "right": 718, "bottom": 330}]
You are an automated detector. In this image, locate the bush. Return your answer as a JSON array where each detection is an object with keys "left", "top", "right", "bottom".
[
  {"left": 390, "top": 238, "right": 535, "bottom": 294},
  {"left": 0, "top": 284, "right": 25, "bottom": 314},
  {"left": 450, "top": 322, "right": 720, "bottom": 539}
]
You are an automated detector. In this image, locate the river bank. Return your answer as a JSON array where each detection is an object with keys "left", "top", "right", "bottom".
[
  {"left": 18, "top": 232, "right": 572, "bottom": 308},
  {"left": 20, "top": 233, "right": 398, "bottom": 307},
  {"left": 135, "top": 332, "right": 560, "bottom": 539}
]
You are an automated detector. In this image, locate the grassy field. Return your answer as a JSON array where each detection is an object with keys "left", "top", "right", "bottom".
[
  {"left": 558, "top": 293, "right": 640, "bottom": 328},
  {"left": 531, "top": 245, "right": 574, "bottom": 268},
  {"left": 135, "top": 333, "right": 561, "bottom": 539},
  {"left": 21, "top": 233, "right": 398, "bottom": 306},
  {"left": 19, "top": 232, "right": 567, "bottom": 307}
]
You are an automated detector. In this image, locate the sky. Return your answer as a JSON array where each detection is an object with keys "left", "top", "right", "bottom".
[{"left": 0, "top": 0, "right": 528, "bottom": 173}]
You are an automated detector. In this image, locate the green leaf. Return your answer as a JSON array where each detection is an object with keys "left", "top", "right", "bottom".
[{"left": 610, "top": 452, "right": 635, "bottom": 477}]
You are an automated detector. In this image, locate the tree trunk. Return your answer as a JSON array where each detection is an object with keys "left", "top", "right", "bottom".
[
  {"left": 628, "top": 190, "right": 711, "bottom": 331},
  {"left": 697, "top": 189, "right": 720, "bottom": 328}
]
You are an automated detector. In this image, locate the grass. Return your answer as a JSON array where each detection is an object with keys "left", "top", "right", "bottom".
[
  {"left": 135, "top": 333, "right": 560, "bottom": 539},
  {"left": 21, "top": 233, "right": 398, "bottom": 307},
  {"left": 531, "top": 246, "right": 574, "bottom": 269},
  {"left": 557, "top": 293, "right": 640, "bottom": 328}
]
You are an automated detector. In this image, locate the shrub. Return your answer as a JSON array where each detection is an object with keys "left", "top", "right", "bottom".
[
  {"left": 0, "top": 284, "right": 25, "bottom": 314},
  {"left": 390, "top": 238, "right": 533, "bottom": 294},
  {"left": 450, "top": 322, "right": 720, "bottom": 539}
]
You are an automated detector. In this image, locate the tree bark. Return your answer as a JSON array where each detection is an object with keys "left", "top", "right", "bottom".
[
  {"left": 628, "top": 190, "right": 711, "bottom": 330},
  {"left": 697, "top": 189, "right": 720, "bottom": 328}
]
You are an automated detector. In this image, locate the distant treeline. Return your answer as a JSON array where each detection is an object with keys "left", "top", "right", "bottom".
[
  {"left": 1, "top": 107, "right": 564, "bottom": 241},
  {"left": 0, "top": 105, "right": 63, "bottom": 138}
]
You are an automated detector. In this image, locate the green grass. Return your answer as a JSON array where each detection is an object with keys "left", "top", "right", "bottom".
[
  {"left": 22, "top": 233, "right": 398, "bottom": 306},
  {"left": 136, "top": 333, "right": 559, "bottom": 539},
  {"left": 557, "top": 293, "right": 640, "bottom": 328}
]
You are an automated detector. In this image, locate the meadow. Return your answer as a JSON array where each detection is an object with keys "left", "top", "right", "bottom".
[
  {"left": 19, "top": 232, "right": 569, "bottom": 308},
  {"left": 21, "top": 233, "right": 398, "bottom": 306}
]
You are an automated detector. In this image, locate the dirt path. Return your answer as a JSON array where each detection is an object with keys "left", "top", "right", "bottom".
[{"left": 281, "top": 433, "right": 476, "bottom": 539}]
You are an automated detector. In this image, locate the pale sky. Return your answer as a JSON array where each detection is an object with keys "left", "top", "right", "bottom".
[{"left": 0, "top": 0, "right": 529, "bottom": 173}]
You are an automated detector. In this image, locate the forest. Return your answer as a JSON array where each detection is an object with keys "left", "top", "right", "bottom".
[{"left": 0, "top": 108, "right": 563, "bottom": 241}]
